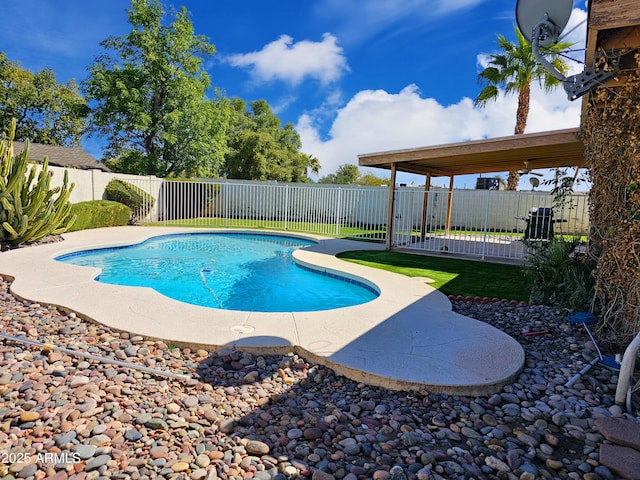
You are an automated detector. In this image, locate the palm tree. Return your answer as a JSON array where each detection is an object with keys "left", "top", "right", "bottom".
[
  {"left": 474, "top": 26, "right": 571, "bottom": 190},
  {"left": 306, "top": 154, "right": 320, "bottom": 177}
]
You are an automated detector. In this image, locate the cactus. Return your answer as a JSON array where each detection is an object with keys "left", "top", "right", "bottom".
[{"left": 0, "top": 119, "right": 77, "bottom": 246}]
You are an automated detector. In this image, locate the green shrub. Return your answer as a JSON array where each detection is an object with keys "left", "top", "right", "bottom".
[
  {"left": 67, "top": 200, "right": 131, "bottom": 232},
  {"left": 525, "top": 239, "right": 595, "bottom": 312},
  {"left": 104, "top": 179, "right": 154, "bottom": 223},
  {"left": 0, "top": 120, "right": 76, "bottom": 246}
]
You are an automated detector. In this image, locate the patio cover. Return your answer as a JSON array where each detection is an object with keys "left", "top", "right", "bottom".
[
  {"left": 357, "top": 128, "right": 585, "bottom": 249},
  {"left": 357, "top": 128, "right": 584, "bottom": 178}
]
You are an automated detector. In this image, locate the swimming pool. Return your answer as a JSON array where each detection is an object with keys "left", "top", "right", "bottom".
[{"left": 56, "top": 233, "right": 379, "bottom": 312}]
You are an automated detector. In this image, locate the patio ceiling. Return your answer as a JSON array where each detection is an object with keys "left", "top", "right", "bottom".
[{"left": 358, "top": 128, "right": 584, "bottom": 178}]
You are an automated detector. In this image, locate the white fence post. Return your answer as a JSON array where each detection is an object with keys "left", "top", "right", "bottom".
[
  {"left": 224, "top": 182, "right": 229, "bottom": 228},
  {"left": 335, "top": 188, "right": 342, "bottom": 236},
  {"left": 284, "top": 184, "right": 289, "bottom": 231},
  {"left": 481, "top": 189, "right": 491, "bottom": 260}
]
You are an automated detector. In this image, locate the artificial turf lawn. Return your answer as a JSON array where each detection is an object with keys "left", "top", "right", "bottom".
[{"left": 337, "top": 250, "right": 532, "bottom": 302}]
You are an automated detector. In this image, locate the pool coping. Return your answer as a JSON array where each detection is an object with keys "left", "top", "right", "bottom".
[{"left": 0, "top": 226, "right": 525, "bottom": 395}]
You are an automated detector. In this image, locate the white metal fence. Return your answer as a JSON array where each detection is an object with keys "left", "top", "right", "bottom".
[
  {"left": 42, "top": 165, "right": 589, "bottom": 262},
  {"left": 114, "top": 176, "right": 589, "bottom": 262},
  {"left": 119, "top": 177, "right": 389, "bottom": 239},
  {"left": 391, "top": 188, "right": 589, "bottom": 261}
]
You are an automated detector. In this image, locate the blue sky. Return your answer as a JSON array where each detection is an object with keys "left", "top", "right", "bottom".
[{"left": 0, "top": 0, "right": 588, "bottom": 189}]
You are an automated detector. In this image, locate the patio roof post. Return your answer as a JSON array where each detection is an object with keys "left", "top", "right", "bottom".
[
  {"left": 445, "top": 176, "right": 454, "bottom": 235},
  {"left": 420, "top": 173, "right": 432, "bottom": 240},
  {"left": 385, "top": 163, "right": 397, "bottom": 250}
]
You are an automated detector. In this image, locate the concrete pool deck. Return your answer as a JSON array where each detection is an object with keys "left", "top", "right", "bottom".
[{"left": 0, "top": 226, "right": 525, "bottom": 395}]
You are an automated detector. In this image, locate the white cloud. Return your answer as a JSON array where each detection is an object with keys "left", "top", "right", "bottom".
[
  {"left": 298, "top": 79, "right": 581, "bottom": 188},
  {"left": 561, "top": 8, "right": 589, "bottom": 48},
  {"left": 315, "top": 0, "right": 488, "bottom": 45},
  {"left": 269, "top": 94, "right": 298, "bottom": 116},
  {"left": 226, "top": 33, "right": 349, "bottom": 86},
  {"left": 432, "top": 0, "right": 488, "bottom": 15},
  {"left": 298, "top": 85, "right": 504, "bottom": 181},
  {"left": 287, "top": 5, "right": 583, "bottom": 188}
]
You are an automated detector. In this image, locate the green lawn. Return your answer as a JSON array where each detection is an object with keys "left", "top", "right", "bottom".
[{"left": 337, "top": 250, "right": 532, "bottom": 302}]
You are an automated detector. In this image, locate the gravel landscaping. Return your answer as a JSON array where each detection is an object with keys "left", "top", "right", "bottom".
[{"left": 0, "top": 276, "right": 635, "bottom": 480}]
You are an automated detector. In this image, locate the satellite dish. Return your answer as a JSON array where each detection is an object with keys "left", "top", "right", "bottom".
[
  {"left": 515, "top": 0, "right": 620, "bottom": 101},
  {"left": 529, "top": 177, "right": 540, "bottom": 190},
  {"left": 516, "top": 0, "right": 572, "bottom": 47}
]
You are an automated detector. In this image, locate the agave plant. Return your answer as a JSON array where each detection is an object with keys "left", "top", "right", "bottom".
[{"left": 0, "top": 119, "right": 76, "bottom": 246}]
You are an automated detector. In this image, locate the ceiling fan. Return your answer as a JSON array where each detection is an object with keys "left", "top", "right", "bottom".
[{"left": 518, "top": 160, "right": 543, "bottom": 176}]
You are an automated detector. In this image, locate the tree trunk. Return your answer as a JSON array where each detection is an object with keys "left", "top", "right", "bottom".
[
  {"left": 506, "top": 171, "right": 519, "bottom": 191},
  {"left": 514, "top": 82, "right": 530, "bottom": 136},
  {"left": 506, "top": 82, "right": 532, "bottom": 190},
  {"left": 582, "top": 64, "right": 640, "bottom": 351}
]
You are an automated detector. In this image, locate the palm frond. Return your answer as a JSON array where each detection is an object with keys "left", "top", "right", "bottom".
[
  {"left": 473, "top": 86, "right": 499, "bottom": 107},
  {"left": 477, "top": 66, "right": 501, "bottom": 84},
  {"left": 475, "top": 24, "right": 574, "bottom": 106}
]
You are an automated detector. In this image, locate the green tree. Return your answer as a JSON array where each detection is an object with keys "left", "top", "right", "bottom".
[
  {"left": 0, "top": 52, "right": 87, "bottom": 146},
  {"left": 306, "top": 154, "right": 321, "bottom": 178},
  {"left": 319, "top": 164, "right": 360, "bottom": 184},
  {"left": 84, "top": 0, "right": 228, "bottom": 177},
  {"left": 474, "top": 27, "right": 571, "bottom": 190},
  {"left": 319, "top": 164, "right": 388, "bottom": 185},
  {"left": 224, "top": 99, "right": 311, "bottom": 182},
  {"left": 359, "top": 172, "right": 388, "bottom": 186}
]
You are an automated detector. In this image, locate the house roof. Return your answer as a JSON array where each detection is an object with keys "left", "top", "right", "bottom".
[
  {"left": 12, "top": 141, "right": 110, "bottom": 172},
  {"left": 358, "top": 128, "right": 584, "bottom": 177}
]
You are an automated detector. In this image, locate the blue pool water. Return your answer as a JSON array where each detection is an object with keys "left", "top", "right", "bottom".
[{"left": 56, "top": 233, "right": 379, "bottom": 312}]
